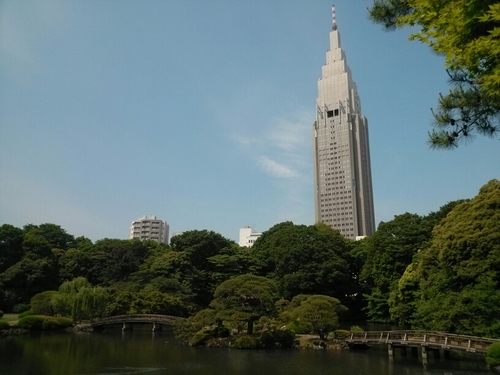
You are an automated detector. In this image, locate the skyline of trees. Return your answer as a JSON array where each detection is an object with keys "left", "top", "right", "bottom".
[{"left": 0, "top": 179, "right": 498, "bottom": 338}]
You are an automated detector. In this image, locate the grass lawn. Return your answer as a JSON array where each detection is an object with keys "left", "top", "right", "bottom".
[{"left": 0, "top": 314, "right": 19, "bottom": 326}]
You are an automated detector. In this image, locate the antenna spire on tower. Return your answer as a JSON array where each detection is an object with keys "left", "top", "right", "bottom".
[{"left": 332, "top": 4, "right": 337, "bottom": 30}]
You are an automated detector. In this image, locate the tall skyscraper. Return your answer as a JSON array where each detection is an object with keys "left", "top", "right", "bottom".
[
  {"left": 313, "top": 6, "right": 375, "bottom": 240},
  {"left": 129, "top": 215, "right": 170, "bottom": 244}
]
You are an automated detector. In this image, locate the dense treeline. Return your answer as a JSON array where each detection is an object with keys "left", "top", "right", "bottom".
[{"left": 0, "top": 180, "right": 498, "bottom": 338}]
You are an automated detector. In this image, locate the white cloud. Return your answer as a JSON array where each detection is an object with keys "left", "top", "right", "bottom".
[
  {"left": 257, "top": 156, "right": 299, "bottom": 178},
  {"left": 266, "top": 114, "right": 311, "bottom": 152}
]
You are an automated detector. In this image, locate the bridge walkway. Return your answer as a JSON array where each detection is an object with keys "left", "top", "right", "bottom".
[{"left": 346, "top": 330, "right": 500, "bottom": 358}]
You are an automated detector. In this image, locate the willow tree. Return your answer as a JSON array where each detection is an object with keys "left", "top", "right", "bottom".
[
  {"left": 56, "top": 277, "right": 107, "bottom": 323},
  {"left": 369, "top": 0, "right": 500, "bottom": 148}
]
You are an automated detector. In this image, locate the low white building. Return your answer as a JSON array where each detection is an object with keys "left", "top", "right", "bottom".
[
  {"left": 129, "top": 215, "right": 169, "bottom": 244},
  {"left": 239, "top": 226, "right": 261, "bottom": 247}
]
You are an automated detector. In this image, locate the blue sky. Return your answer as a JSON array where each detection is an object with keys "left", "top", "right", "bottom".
[{"left": 1, "top": 0, "right": 499, "bottom": 242}]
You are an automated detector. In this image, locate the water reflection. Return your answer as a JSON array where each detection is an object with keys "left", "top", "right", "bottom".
[{"left": 0, "top": 330, "right": 491, "bottom": 375}]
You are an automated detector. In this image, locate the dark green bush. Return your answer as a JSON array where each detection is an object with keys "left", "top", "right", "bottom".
[
  {"left": 42, "top": 318, "right": 59, "bottom": 330},
  {"left": 190, "top": 328, "right": 217, "bottom": 347},
  {"left": 350, "top": 325, "right": 364, "bottom": 332},
  {"left": 55, "top": 317, "right": 73, "bottom": 328},
  {"left": 333, "top": 329, "right": 350, "bottom": 339},
  {"left": 286, "top": 320, "right": 309, "bottom": 334},
  {"left": 13, "top": 304, "right": 30, "bottom": 314},
  {"left": 18, "top": 315, "right": 46, "bottom": 330},
  {"left": 189, "top": 326, "right": 230, "bottom": 346},
  {"left": 0, "top": 310, "right": 4, "bottom": 318},
  {"left": 259, "top": 331, "right": 275, "bottom": 348},
  {"left": 272, "top": 329, "right": 295, "bottom": 348},
  {"left": 18, "top": 315, "right": 72, "bottom": 331},
  {"left": 235, "top": 335, "right": 258, "bottom": 349},
  {"left": 486, "top": 342, "right": 500, "bottom": 367},
  {"left": 0, "top": 321, "right": 9, "bottom": 330},
  {"left": 18, "top": 310, "right": 34, "bottom": 318},
  {"left": 215, "top": 326, "right": 230, "bottom": 338}
]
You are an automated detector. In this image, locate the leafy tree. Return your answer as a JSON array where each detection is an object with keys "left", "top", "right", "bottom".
[
  {"left": 129, "top": 291, "right": 186, "bottom": 316},
  {"left": 29, "top": 224, "right": 76, "bottom": 250},
  {"left": 56, "top": 248, "right": 93, "bottom": 282},
  {"left": 170, "top": 230, "right": 236, "bottom": 307},
  {"left": 30, "top": 290, "right": 58, "bottom": 316},
  {"left": 208, "top": 245, "right": 257, "bottom": 287},
  {"left": 22, "top": 229, "right": 53, "bottom": 259},
  {"left": 89, "top": 239, "right": 151, "bottom": 285},
  {"left": 284, "top": 295, "right": 347, "bottom": 340},
  {"left": 385, "top": 180, "right": 500, "bottom": 335},
  {"left": 55, "top": 277, "right": 91, "bottom": 322},
  {"left": 360, "top": 213, "right": 433, "bottom": 322},
  {"left": 411, "top": 180, "right": 500, "bottom": 337},
  {"left": 210, "top": 274, "right": 279, "bottom": 334},
  {"left": 251, "top": 222, "right": 354, "bottom": 309},
  {"left": 0, "top": 257, "right": 59, "bottom": 310},
  {"left": 55, "top": 277, "right": 107, "bottom": 322},
  {"left": 362, "top": 200, "right": 465, "bottom": 323},
  {"left": 0, "top": 224, "right": 24, "bottom": 273},
  {"left": 368, "top": 0, "right": 500, "bottom": 148}
]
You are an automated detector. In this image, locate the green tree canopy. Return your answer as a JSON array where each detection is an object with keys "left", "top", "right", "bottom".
[
  {"left": 170, "top": 230, "right": 236, "bottom": 307},
  {"left": 250, "top": 222, "right": 354, "bottom": 308},
  {"left": 0, "top": 224, "right": 24, "bottom": 273},
  {"left": 283, "top": 295, "right": 347, "bottom": 340},
  {"left": 89, "top": 239, "right": 152, "bottom": 285},
  {"left": 388, "top": 180, "right": 500, "bottom": 336},
  {"left": 361, "top": 200, "right": 466, "bottom": 323},
  {"left": 369, "top": 0, "right": 500, "bottom": 148},
  {"left": 210, "top": 274, "right": 279, "bottom": 322}
]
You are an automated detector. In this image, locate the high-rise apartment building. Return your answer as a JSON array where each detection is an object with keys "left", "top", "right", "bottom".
[
  {"left": 129, "top": 215, "right": 170, "bottom": 244},
  {"left": 312, "top": 6, "right": 375, "bottom": 240}
]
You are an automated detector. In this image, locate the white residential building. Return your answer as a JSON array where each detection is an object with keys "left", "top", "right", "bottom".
[
  {"left": 239, "top": 226, "right": 261, "bottom": 247},
  {"left": 129, "top": 215, "right": 169, "bottom": 244}
]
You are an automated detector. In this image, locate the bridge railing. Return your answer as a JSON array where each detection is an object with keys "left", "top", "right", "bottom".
[
  {"left": 347, "top": 330, "right": 500, "bottom": 353},
  {"left": 92, "top": 314, "right": 180, "bottom": 325}
]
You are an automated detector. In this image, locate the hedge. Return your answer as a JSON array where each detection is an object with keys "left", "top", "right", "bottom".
[{"left": 17, "top": 315, "right": 73, "bottom": 331}]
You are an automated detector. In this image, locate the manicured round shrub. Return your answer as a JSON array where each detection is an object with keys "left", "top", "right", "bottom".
[
  {"left": 42, "top": 318, "right": 60, "bottom": 330},
  {"left": 0, "top": 321, "right": 10, "bottom": 330},
  {"left": 350, "top": 325, "right": 364, "bottom": 332},
  {"left": 18, "top": 315, "right": 71, "bottom": 331},
  {"left": 333, "top": 329, "right": 350, "bottom": 339},
  {"left": 0, "top": 310, "right": 4, "bottom": 318},
  {"left": 55, "top": 317, "right": 73, "bottom": 328},
  {"left": 235, "top": 335, "right": 258, "bottom": 349},
  {"left": 18, "top": 315, "right": 46, "bottom": 330},
  {"left": 486, "top": 342, "right": 500, "bottom": 367}
]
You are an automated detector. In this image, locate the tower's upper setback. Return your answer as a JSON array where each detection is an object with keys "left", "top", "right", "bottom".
[{"left": 313, "top": 5, "right": 375, "bottom": 240}]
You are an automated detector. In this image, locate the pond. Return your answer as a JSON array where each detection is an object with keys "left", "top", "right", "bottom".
[{"left": 0, "top": 326, "right": 492, "bottom": 375}]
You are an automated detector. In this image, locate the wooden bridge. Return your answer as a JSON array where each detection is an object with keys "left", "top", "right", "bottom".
[
  {"left": 346, "top": 330, "right": 500, "bottom": 358},
  {"left": 91, "top": 314, "right": 181, "bottom": 331}
]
